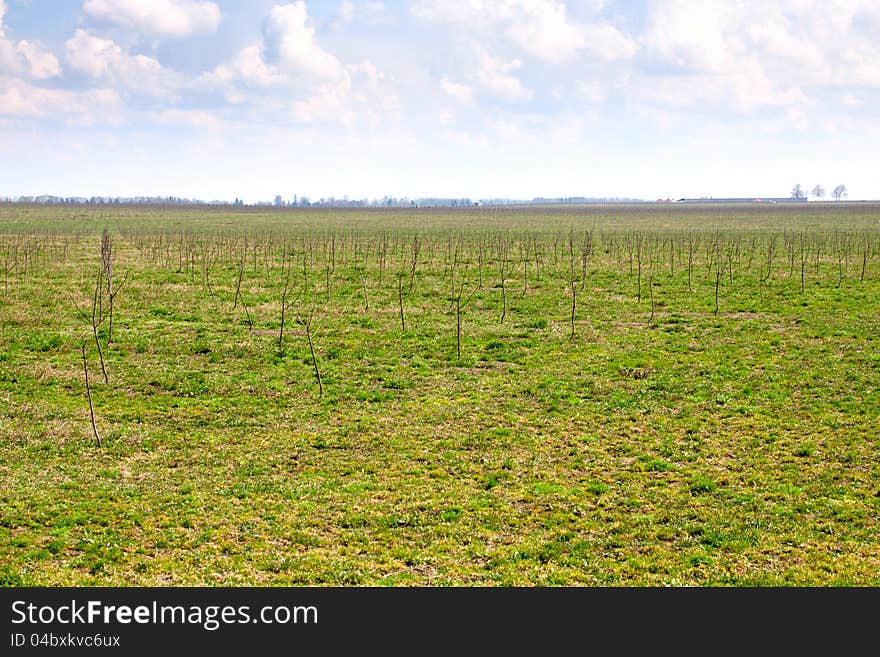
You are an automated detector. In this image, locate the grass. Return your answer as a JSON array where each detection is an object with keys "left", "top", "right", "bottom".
[{"left": 0, "top": 202, "right": 878, "bottom": 586}]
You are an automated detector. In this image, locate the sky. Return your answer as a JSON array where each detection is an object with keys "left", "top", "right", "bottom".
[{"left": 0, "top": 0, "right": 878, "bottom": 202}]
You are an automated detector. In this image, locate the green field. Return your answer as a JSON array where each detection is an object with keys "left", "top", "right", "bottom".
[{"left": 1, "top": 202, "right": 878, "bottom": 585}]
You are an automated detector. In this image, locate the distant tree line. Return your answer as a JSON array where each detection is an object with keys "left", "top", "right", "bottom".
[
  {"left": 272, "top": 196, "right": 479, "bottom": 208},
  {"left": 792, "top": 183, "right": 848, "bottom": 201},
  {"left": 0, "top": 194, "right": 478, "bottom": 208},
  {"left": 2, "top": 195, "right": 228, "bottom": 206},
  {"left": 0, "top": 194, "right": 650, "bottom": 208}
]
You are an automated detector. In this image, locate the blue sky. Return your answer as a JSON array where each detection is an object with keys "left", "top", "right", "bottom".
[{"left": 1, "top": 0, "right": 878, "bottom": 202}]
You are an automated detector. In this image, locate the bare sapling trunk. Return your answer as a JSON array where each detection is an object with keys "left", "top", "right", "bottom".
[
  {"left": 101, "top": 228, "right": 124, "bottom": 345},
  {"left": 201, "top": 241, "right": 215, "bottom": 297},
  {"left": 455, "top": 289, "right": 463, "bottom": 360},
  {"left": 568, "top": 232, "right": 577, "bottom": 339},
  {"left": 762, "top": 237, "right": 775, "bottom": 282},
  {"left": 687, "top": 234, "right": 694, "bottom": 292},
  {"left": 3, "top": 251, "right": 10, "bottom": 297},
  {"left": 636, "top": 237, "right": 643, "bottom": 302},
  {"left": 800, "top": 234, "right": 807, "bottom": 293},
  {"left": 325, "top": 264, "right": 331, "bottom": 302},
  {"left": 408, "top": 236, "right": 419, "bottom": 294},
  {"left": 91, "top": 270, "right": 109, "bottom": 384},
  {"left": 279, "top": 289, "right": 288, "bottom": 353},
  {"left": 240, "top": 294, "right": 253, "bottom": 331},
  {"left": 628, "top": 236, "right": 634, "bottom": 276},
  {"left": 454, "top": 280, "right": 468, "bottom": 361},
  {"left": 580, "top": 230, "right": 592, "bottom": 292},
  {"left": 302, "top": 304, "right": 323, "bottom": 398},
  {"left": 378, "top": 234, "right": 387, "bottom": 287},
  {"left": 477, "top": 240, "right": 484, "bottom": 290},
  {"left": 361, "top": 272, "right": 369, "bottom": 313},
  {"left": 398, "top": 273, "right": 406, "bottom": 332},
  {"left": 232, "top": 251, "right": 246, "bottom": 310},
  {"left": 499, "top": 242, "right": 508, "bottom": 324},
  {"left": 453, "top": 269, "right": 478, "bottom": 361},
  {"left": 649, "top": 276, "right": 655, "bottom": 323},
  {"left": 106, "top": 270, "right": 126, "bottom": 347},
  {"left": 278, "top": 251, "right": 294, "bottom": 353},
  {"left": 81, "top": 342, "right": 102, "bottom": 447},
  {"left": 302, "top": 241, "right": 309, "bottom": 290},
  {"left": 533, "top": 236, "right": 542, "bottom": 282},
  {"left": 727, "top": 247, "right": 734, "bottom": 285},
  {"left": 233, "top": 245, "right": 253, "bottom": 330}
]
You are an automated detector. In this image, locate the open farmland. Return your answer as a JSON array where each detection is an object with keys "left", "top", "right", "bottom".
[{"left": 1, "top": 202, "right": 878, "bottom": 585}]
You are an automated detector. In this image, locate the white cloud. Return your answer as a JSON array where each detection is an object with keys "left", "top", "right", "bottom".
[
  {"left": 204, "top": 2, "right": 344, "bottom": 90},
  {"left": 200, "top": 3, "right": 393, "bottom": 127},
  {"left": 263, "top": 2, "right": 344, "bottom": 79},
  {"left": 0, "top": 77, "right": 59, "bottom": 117},
  {"left": 413, "top": 0, "right": 634, "bottom": 63},
  {"left": 0, "top": 4, "right": 124, "bottom": 126},
  {"left": 339, "top": 0, "right": 355, "bottom": 23},
  {"left": 292, "top": 82, "right": 353, "bottom": 125},
  {"left": 0, "top": 74, "right": 120, "bottom": 122},
  {"left": 151, "top": 109, "right": 224, "bottom": 130},
  {"left": 203, "top": 45, "right": 287, "bottom": 89},
  {"left": 0, "top": 2, "right": 61, "bottom": 79},
  {"left": 349, "top": 60, "right": 384, "bottom": 84},
  {"left": 503, "top": 0, "right": 586, "bottom": 63},
  {"left": 336, "top": 1, "right": 385, "bottom": 25},
  {"left": 489, "top": 117, "right": 519, "bottom": 140},
  {"left": 581, "top": 23, "right": 637, "bottom": 61},
  {"left": 448, "top": 129, "right": 489, "bottom": 149},
  {"left": 641, "top": 0, "right": 880, "bottom": 97},
  {"left": 575, "top": 79, "right": 608, "bottom": 104},
  {"left": 784, "top": 107, "right": 808, "bottom": 131},
  {"left": 474, "top": 47, "right": 533, "bottom": 102},
  {"left": 641, "top": 1, "right": 733, "bottom": 73},
  {"left": 0, "top": 39, "right": 61, "bottom": 79},
  {"left": 289, "top": 64, "right": 396, "bottom": 126},
  {"left": 550, "top": 114, "right": 586, "bottom": 142},
  {"left": 748, "top": 106, "right": 811, "bottom": 135},
  {"left": 636, "top": 63, "right": 808, "bottom": 114},
  {"left": 65, "top": 29, "right": 182, "bottom": 96},
  {"left": 635, "top": 1, "right": 844, "bottom": 116},
  {"left": 410, "top": 0, "right": 878, "bottom": 126},
  {"left": 83, "top": 0, "right": 221, "bottom": 37},
  {"left": 441, "top": 77, "right": 472, "bottom": 102},
  {"left": 747, "top": 21, "right": 825, "bottom": 74},
  {"left": 288, "top": 59, "right": 395, "bottom": 126},
  {"left": 838, "top": 43, "right": 880, "bottom": 87}
]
